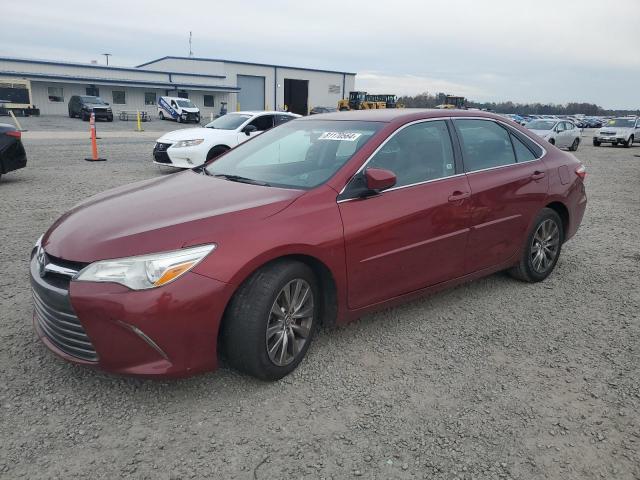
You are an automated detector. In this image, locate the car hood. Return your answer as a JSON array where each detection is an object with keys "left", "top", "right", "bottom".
[
  {"left": 157, "top": 127, "right": 232, "bottom": 142},
  {"left": 529, "top": 129, "right": 552, "bottom": 137},
  {"left": 42, "top": 171, "right": 304, "bottom": 263}
]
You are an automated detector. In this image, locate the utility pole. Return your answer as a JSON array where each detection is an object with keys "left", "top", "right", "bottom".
[
  {"left": 189, "top": 32, "right": 193, "bottom": 57},
  {"left": 102, "top": 53, "right": 112, "bottom": 66}
]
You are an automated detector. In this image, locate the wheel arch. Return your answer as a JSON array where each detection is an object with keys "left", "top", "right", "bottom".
[
  {"left": 545, "top": 201, "right": 569, "bottom": 240},
  {"left": 219, "top": 253, "right": 339, "bottom": 338}
]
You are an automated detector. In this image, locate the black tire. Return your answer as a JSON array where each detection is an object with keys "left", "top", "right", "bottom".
[
  {"left": 159, "top": 111, "right": 165, "bottom": 120},
  {"left": 221, "top": 260, "right": 319, "bottom": 380},
  {"left": 593, "top": 139, "right": 601, "bottom": 147},
  {"left": 624, "top": 136, "right": 634, "bottom": 148},
  {"left": 107, "top": 116, "right": 113, "bottom": 122},
  {"left": 548, "top": 138, "right": 555, "bottom": 145},
  {"left": 68, "top": 109, "right": 74, "bottom": 118},
  {"left": 569, "top": 138, "right": 580, "bottom": 151},
  {"left": 206, "top": 145, "right": 229, "bottom": 161},
  {"left": 508, "top": 208, "right": 564, "bottom": 283},
  {"left": 81, "top": 112, "right": 89, "bottom": 121}
]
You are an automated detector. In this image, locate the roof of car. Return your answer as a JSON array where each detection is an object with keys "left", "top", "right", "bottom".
[{"left": 297, "top": 108, "right": 505, "bottom": 123}]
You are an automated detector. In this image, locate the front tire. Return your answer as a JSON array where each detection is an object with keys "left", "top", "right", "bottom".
[
  {"left": 509, "top": 208, "right": 564, "bottom": 283},
  {"left": 624, "top": 136, "right": 634, "bottom": 148},
  {"left": 206, "top": 145, "right": 229, "bottom": 161},
  {"left": 593, "top": 139, "right": 601, "bottom": 147},
  {"left": 221, "top": 260, "right": 318, "bottom": 380},
  {"left": 569, "top": 138, "right": 580, "bottom": 151},
  {"left": 548, "top": 138, "right": 555, "bottom": 146},
  {"left": 159, "top": 111, "right": 165, "bottom": 120}
]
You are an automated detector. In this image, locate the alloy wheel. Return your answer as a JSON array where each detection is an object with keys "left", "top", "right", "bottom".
[
  {"left": 266, "top": 279, "right": 314, "bottom": 366},
  {"left": 530, "top": 219, "right": 560, "bottom": 273}
]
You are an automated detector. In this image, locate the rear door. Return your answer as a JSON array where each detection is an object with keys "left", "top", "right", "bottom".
[
  {"left": 452, "top": 118, "right": 549, "bottom": 274},
  {"left": 338, "top": 119, "right": 472, "bottom": 309}
]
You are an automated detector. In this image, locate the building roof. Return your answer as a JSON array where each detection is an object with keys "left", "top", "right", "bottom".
[{"left": 137, "top": 56, "right": 357, "bottom": 76}]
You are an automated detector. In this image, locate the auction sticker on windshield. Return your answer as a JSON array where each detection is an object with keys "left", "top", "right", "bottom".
[{"left": 318, "top": 132, "right": 362, "bottom": 141}]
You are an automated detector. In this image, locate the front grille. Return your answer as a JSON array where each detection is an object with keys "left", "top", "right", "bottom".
[
  {"left": 600, "top": 131, "right": 616, "bottom": 136},
  {"left": 33, "top": 289, "right": 98, "bottom": 362},
  {"left": 153, "top": 143, "right": 173, "bottom": 163},
  {"left": 30, "top": 252, "right": 98, "bottom": 362}
]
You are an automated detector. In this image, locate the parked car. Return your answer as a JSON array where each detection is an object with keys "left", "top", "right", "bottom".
[
  {"left": 31, "top": 110, "right": 587, "bottom": 380},
  {"left": 310, "top": 106, "right": 338, "bottom": 115},
  {"left": 153, "top": 111, "right": 299, "bottom": 168},
  {"left": 68, "top": 95, "right": 113, "bottom": 121},
  {"left": 584, "top": 118, "right": 603, "bottom": 128},
  {"left": 526, "top": 119, "right": 581, "bottom": 150},
  {"left": 593, "top": 117, "right": 639, "bottom": 147},
  {"left": 157, "top": 96, "right": 200, "bottom": 123},
  {"left": 0, "top": 123, "right": 27, "bottom": 181}
]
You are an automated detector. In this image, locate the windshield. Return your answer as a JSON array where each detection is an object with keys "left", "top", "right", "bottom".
[
  {"left": 205, "top": 114, "right": 252, "bottom": 130},
  {"left": 176, "top": 99, "right": 195, "bottom": 108},
  {"left": 81, "top": 96, "right": 105, "bottom": 104},
  {"left": 205, "top": 120, "right": 383, "bottom": 189},
  {"left": 527, "top": 120, "right": 556, "bottom": 130},
  {"left": 606, "top": 118, "right": 635, "bottom": 128}
]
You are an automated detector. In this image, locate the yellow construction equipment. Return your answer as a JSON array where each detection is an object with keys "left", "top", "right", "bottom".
[
  {"left": 338, "top": 92, "right": 403, "bottom": 111},
  {"left": 435, "top": 95, "right": 466, "bottom": 109}
]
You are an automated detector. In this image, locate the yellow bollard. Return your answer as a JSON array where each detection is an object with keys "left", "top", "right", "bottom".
[
  {"left": 9, "top": 110, "right": 24, "bottom": 131},
  {"left": 236, "top": 102, "right": 240, "bottom": 112},
  {"left": 136, "top": 111, "right": 144, "bottom": 132}
]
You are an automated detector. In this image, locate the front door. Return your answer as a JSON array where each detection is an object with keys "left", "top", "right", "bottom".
[
  {"left": 452, "top": 118, "right": 549, "bottom": 274},
  {"left": 339, "top": 120, "right": 471, "bottom": 309}
]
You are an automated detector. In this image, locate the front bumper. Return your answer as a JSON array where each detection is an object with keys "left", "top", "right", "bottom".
[
  {"left": 594, "top": 135, "right": 626, "bottom": 144},
  {"left": 153, "top": 142, "right": 205, "bottom": 169},
  {"left": 30, "top": 253, "right": 232, "bottom": 378}
]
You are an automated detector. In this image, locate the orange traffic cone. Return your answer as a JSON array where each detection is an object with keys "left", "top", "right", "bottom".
[{"left": 84, "top": 113, "right": 106, "bottom": 162}]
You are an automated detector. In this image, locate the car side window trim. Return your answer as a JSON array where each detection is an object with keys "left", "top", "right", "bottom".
[{"left": 337, "top": 118, "right": 462, "bottom": 201}]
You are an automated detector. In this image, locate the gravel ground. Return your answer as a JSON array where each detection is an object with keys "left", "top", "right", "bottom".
[{"left": 1, "top": 117, "right": 639, "bottom": 479}]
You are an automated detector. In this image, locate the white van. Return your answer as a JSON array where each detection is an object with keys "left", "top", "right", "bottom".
[{"left": 157, "top": 96, "right": 201, "bottom": 123}]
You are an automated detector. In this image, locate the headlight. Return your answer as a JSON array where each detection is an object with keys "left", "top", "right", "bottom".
[
  {"left": 172, "top": 139, "right": 204, "bottom": 148},
  {"left": 75, "top": 244, "right": 215, "bottom": 290}
]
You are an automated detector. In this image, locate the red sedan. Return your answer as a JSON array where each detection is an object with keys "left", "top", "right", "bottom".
[{"left": 31, "top": 110, "right": 587, "bottom": 380}]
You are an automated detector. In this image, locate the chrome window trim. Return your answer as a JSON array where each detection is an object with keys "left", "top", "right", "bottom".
[
  {"left": 337, "top": 173, "right": 466, "bottom": 204},
  {"left": 337, "top": 116, "right": 548, "bottom": 201},
  {"left": 337, "top": 117, "right": 456, "bottom": 197}
]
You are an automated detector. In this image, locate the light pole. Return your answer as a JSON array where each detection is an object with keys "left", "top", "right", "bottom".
[{"left": 102, "top": 53, "right": 112, "bottom": 66}]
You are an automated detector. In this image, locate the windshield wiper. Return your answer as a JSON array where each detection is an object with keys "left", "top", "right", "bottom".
[{"left": 213, "top": 174, "right": 270, "bottom": 186}]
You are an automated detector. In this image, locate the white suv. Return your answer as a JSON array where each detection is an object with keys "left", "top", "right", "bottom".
[{"left": 593, "top": 117, "right": 640, "bottom": 148}]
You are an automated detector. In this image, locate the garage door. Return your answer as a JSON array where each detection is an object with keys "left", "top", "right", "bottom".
[{"left": 237, "top": 75, "right": 265, "bottom": 111}]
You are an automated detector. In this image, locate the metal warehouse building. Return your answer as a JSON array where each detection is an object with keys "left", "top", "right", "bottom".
[{"left": 0, "top": 56, "right": 356, "bottom": 117}]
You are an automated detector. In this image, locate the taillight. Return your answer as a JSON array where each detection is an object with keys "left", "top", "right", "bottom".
[
  {"left": 575, "top": 164, "right": 586, "bottom": 180},
  {"left": 5, "top": 130, "right": 21, "bottom": 139}
]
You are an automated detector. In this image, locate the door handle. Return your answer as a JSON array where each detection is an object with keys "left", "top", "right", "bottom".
[
  {"left": 531, "top": 170, "right": 546, "bottom": 180},
  {"left": 448, "top": 191, "right": 471, "bottom": 203}
]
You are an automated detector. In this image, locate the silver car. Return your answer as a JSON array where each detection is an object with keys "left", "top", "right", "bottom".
[
  {"left": 593, "top": 117, "right": 640, "bottom": 148},
  {"left": 526, "top": 119, "right": 581, "bottom": 151}
]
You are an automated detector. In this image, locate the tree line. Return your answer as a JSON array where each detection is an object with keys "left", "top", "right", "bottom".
[{"left": 396, "top": 92, "right": 639, "bottom": 116}]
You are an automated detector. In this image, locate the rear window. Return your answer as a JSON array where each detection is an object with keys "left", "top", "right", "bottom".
[{"left": 454, "top": 119, "right": 516, "bottom": 172}]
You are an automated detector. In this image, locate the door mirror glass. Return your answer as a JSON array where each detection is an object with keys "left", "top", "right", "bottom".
[
  {"left": 365, "top": 168, "right": 396, "bottom": 192},
  {"left": 242, "top": 124, "right": 258, "bottom": 135}
]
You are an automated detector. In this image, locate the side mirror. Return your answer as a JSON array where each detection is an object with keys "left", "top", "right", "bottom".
[
  {"left": 364, "top": 168, "right": 396, "bottom": 193},
  {"left": 242, "top": 124, "right": 258, "bottom": 136}
]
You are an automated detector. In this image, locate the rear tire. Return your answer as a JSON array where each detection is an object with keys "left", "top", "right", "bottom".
[
  {"left": 206, "top": 145, "right": 229, "bottom": 162},
  {"left": 508, "top": 208, "right": 564, "bottom": 283},
  {"left": 221, "top": 260, "right": 319, "bottom": 380}
]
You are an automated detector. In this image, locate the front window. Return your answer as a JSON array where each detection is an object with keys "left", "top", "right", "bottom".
[
  {"left": 606, "top": 118, "right": 635, "bottom": 128},
  {"left": 205, "top": 120, "right": 383, "bottom": 189},
  {"left": 176, "top": 99, "right": 195, "bottom": 108},
  {"left": 81, "top": 96, "right": 105, "bottom": 105},
  {"left": 527, "top": 120, "right": 556, "bottom": 131},
  {"left": 112, "top": 91, "right": 126, "bottom": 105},
  {"left": 205, "top": 113, "right": 252, "bottom": 130}
]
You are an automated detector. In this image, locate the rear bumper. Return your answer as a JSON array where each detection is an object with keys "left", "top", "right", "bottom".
[
  {"left": 31, "top": 253, "right": 233, "bottom": 378},
  {"left": 0, "top": 143, "right": 27, "bottom": 174}
]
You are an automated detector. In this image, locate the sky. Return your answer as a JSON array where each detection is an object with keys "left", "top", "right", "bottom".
[{"left": 2, "top": 0, "right": 639, "bottom": 109}]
